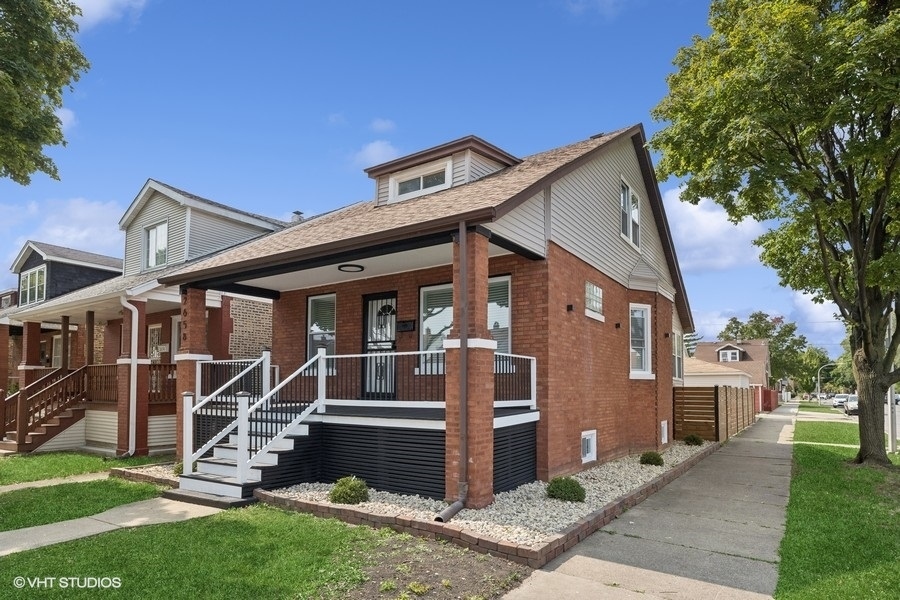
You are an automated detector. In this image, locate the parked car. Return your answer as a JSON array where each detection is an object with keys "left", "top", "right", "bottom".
[
  {"left": 844, "top": 394, "right": 859, "bottom": 415},
  {"left": 833, "top": 393, "right": 850, "bottom": 408}
]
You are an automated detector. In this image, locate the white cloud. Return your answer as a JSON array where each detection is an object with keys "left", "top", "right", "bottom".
[
  {"left": 75, "top": 0, "right": 147, "bottom": 31},
  {"left": 690, "top": 309, "right": 738, "bottom": 343},
  {"left": 790, "top": 291, "right": 845, "bottom": 342},
  {"left": 663, "top": 187, "right": 766, "bottom": 272},
  {"left": 352, "top": 140, "right": 400, "bottom": 168},
  {"left": 370, "top": 118, "right": 396, "bottom": 133},
  {"left": 55, "top": 107, "right": 77, "bottom": 132}
]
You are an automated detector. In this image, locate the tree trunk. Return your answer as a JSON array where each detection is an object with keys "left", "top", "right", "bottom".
[{"left": 853, "top": 350, "right": 891, "bottom": 466}]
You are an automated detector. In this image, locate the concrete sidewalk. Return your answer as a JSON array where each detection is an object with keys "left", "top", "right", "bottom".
[
  {"left": 507, "top": 403, "right": 797, "bottom": 600},
  {"left": 0, "top": 497, "right": 220, "bottom": 557},
  {"left": 0, "top": 471, "right": 109, "bottom": 495}
]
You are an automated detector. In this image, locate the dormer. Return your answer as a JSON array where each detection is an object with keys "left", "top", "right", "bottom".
[
  {"left": 364, "top": 135, "right": 521, "bottom": 206},
  {"left": 119, "top": 180, "right": 285, "bottom": 276},
  {"left": 0, "top": 289, "right": 17, "bottom": 310},
  {"left": 10, "top": 241, "right": 122, "bottom": 308},
  {"left": 716, "top": 343, "right": 743, "bottom": 362}
]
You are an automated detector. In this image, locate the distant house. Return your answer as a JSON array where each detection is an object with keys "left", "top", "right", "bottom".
[
  {"left": 0, "top": 243, "right": 122, "bottom": 393},
  {"left": 683, "top": 356, "right": 751, "bottom": 388},
  {"left": 1, "top": 180, "right": 285, "bottom": 454},
  {"left": 160, "top": 124, "right": 696, "bottom": 506}
]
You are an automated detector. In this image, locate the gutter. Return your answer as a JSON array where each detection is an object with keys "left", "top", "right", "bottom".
[
  {"left": 435, "top": 220, "right": 469, "bottom": 523},
  {"left": 119, "top": 295, "right": 138, "bottom": 456}
]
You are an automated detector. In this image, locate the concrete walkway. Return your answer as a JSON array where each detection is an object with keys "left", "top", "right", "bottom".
[
  {"left": 0, "top": 471, "right": 109, "bottom": 494},
  {"left": 0, "top": 493, "right": 220, "bottom": 557},
  {"left": 507, "top": 403, "right": 797, "bottom": 600}
]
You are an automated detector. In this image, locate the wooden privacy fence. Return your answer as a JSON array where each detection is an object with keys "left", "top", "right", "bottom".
[{"left": 673, "top": 386, "right": 756, "bottom": 442}]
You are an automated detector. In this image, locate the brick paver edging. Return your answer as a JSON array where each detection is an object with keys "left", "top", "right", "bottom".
[
  {"left": 109, "top": 467, "right": 179, "bottom": 488},
  {"left": 255, "top": 442, "right": 721, "bottom": 568}
]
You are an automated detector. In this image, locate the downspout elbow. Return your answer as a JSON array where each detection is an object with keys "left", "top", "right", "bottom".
[{"left": 434, "top": 500, "right": 464, "bottom": 523}]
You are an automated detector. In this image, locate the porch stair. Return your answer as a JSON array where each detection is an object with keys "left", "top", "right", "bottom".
[
  {"left": 0, "top": 407, "right": 87, "bottom": 453},
  {"left": 177, "top": 413, "right": 311, "bottom": 499}
]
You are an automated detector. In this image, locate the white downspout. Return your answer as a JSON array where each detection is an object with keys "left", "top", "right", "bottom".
[{"left": 120, "top": 295, "right": 138, "bottom": 456}]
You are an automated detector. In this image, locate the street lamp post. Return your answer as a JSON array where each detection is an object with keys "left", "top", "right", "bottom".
[{"left": 817, "top": 362, "right": 836, "bottom": 401}]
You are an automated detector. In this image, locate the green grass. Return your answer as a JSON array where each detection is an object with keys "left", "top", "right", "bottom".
[
  {"left": 793, "top": 421, "right": 860, "bottom": 445},
  {"left": 796, "top": 403, "right": 839, "bottom": 414},
  {"left": 0, "top": 504, "right": 377, "bottom": 599},
  {"left": 775, "top": 444, "right": 900, "bottom": 599},
  {"left": 0, "top": 479, "right": 161, "bottom": 532},
  {"left": 0, "top": 452, "right": 171, "bottom": 485}
]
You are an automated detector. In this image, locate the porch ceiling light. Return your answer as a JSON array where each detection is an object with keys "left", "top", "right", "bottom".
[{"left": 338, "top": 264, "right": 364, "bottom": 273}]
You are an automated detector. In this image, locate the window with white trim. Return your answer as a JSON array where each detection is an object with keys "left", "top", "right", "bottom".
[
  {"left": 585, "top": 281, "right": 604, "bottom": 321},
  {"left": 419, "top": 277, "right": 511, "bottom": 354},
  {"left": 620, "top": 181, "right": 640, "bottom": 247},
  {"left": 145, "top": 221, "right": 168, "bottom": 269},
  {"left": 389, "top": 158, "right": 452, "bottom": 203},
  {"left": 719, "top": 350, "right": 739, "bottom": 362},
  {"left": 52, "top": 335, "right": 62, "bottom": 368},
  {"left": 19, "top": 265, "right": 46, "bottom": 306},
  {"left": 673, "top": 332, "right": 684, "bottom": 379},
  {"left": 308, "top": 294, "right": 336, "bottom": 361},
  {"left": 630, "top": 304, "right": 652, "bottom": 376},
  {"left": 581, "top": 430, "right": 597, "bottom": 463}
]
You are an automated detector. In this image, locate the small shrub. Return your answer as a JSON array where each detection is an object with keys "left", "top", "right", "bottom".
[
  {"left": 639, "top": 451, "right": 664, "bottom": 466},
  {"left": 546, "top": 476, "right": 586, "bottom": 502},
  {"left": 172, "top": 461, "right": 184, "bottom": 476},
  {"left": 329, "top": 475, "right": 369, "bottom": 504},
  {"left": 683, "top": 434, "right": 704, "bottom": 446},
  {"left": 407, "top": 581, "right": 431, "bottom": 596},
  {"left": 379, "top": 580, "right": 397, "bottom": 593}
]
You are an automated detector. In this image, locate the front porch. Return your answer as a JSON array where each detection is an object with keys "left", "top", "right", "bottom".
[{"left": 179, "top": 347, "right": 539, "bottom": 501}]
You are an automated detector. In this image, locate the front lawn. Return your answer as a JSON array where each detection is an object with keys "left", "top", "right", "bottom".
[
  {"left": 796, "top": 403, "right": 839, "bottom": 414},
  {"left": 776, "top": 443, "right": 900, "bottom": 599},
  {"left": 0, "top": 479, "right": 161, "bottom": 532},
  {"left": 0, "top": 452, "right": 171, "bottom": 485},
  {"left": 0, "top": 504, "right": 380, "bottom": 599}
]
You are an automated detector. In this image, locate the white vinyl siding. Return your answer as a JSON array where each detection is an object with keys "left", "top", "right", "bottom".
[
  {"left": 85, "top": 410, "right": 118, "bottom": 447},
  {"left": 35, "top": 420, "right": 86, "bottom": 452},
  {"left": 468, "top": 152, "right": 505, "bottom": 181},
  {"left": 486, "top": 191, "right": 546, "bottom": 258},
  {"left": 452, "top": 152, "right": 468, "bottom": 187},
  {"left": 375, "top": 150, "right": 508, "bottom": 205},
  {"left": 549, "top": 137, "right": 674, "bottom": 294},
  {"left": 124, "top": 193, "right": 186, "bottom": 275},
  {"left": 187, "top": 209, "right": 270, "bottom": 260},
  {"left": 148, "top": 415, "right": 176, "bottom": 450}
]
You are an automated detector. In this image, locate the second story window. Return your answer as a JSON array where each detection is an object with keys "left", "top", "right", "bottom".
[
  {"left": 389, "top": 158, "right": 452, "bottom": 203},
  {"left": 620, "top": 181, "right": 640, "bottom": 247},
  {"left": 146, "top": 222, "right": 168, "bottom": 269},
  {"left": 19, "top": 265, "right": 46, "bottom": 306},
  {"left": 720, "top": 349, "right": 740, "bottom": 362}
]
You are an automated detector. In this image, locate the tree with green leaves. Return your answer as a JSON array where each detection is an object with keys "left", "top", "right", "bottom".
[
  {"left": 718, "top": 312, "right": 809, "bottom": 387},
  {"left": 652, "top": 0, "right": 899, "bottom": 465},
  {"left": 683, "top": 331, "right": 703, "bottom": 357},
  {"left": 0, "top": 0, "right": 89, "bottom": 185},
  {"left": 797, "top": 345, "right": 833, "bottom": 393}
]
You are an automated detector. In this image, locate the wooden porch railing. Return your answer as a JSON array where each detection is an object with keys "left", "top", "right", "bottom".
[
  {"left": 4, "top": 367, "right": 89, "bottom": 442},
  {"left": 149, "top": 363, "right": 177, "bottom": 403},
  {"left": 4, "top": 368, "right": 65, "bottom": 433},
  {"left": 84, "top": 364, "right": 118, "bottom": 403}
]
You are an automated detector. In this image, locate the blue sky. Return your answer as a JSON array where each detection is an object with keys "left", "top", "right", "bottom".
[{"left": 0, "top": 0, "right": 845, "bottom": 356}]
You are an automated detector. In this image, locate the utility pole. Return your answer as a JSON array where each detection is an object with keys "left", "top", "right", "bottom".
[{"left": 817, "top": 362, "right": 836, "bottom": 403}]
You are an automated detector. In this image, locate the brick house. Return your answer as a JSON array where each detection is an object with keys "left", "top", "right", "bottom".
[
  {"left": 1, "top": 180, "right": 284, "bottom": 455},
  {"left": 163, "top": 124, "right": 695, "bottom": 508},
  {"left": 0, "top": 242, "right": 122, "bottom": 395}
]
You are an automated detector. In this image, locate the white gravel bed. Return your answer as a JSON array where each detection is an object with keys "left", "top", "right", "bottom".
[{"left": 274, "top": 441, "right": 710, "bottom": 548}]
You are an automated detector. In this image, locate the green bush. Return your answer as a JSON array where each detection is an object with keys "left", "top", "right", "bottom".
[
  {"left": 172, "top": 461, "right": 184, "bottom": 476},
  {"left": 683, "top": 434, "right": 704, "bottom": 446},
  {"left": 639, "top": 451, "right": 664, "bottom": 466},
  {"left": 328, "top": 475, "right": 369, "bottom": 504},
  {"left": 546, "top": 476, "right": 586, "bottom": 502}
]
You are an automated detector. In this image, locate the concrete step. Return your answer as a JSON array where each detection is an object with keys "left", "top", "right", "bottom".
[
  {"left": 178, "top": 473, "right": 254, "bottom": 499},
  {"left": 162, "top": 487, "right": 256, "bottom": 509},
  {"left": 195, "top": 457, "right": 262, "bottom": 482}
]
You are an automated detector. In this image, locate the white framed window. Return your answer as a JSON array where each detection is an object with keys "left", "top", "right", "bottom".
[
  {"left": 585, "top": 281, "right": 604, "bottom": 321},
  {"left": 719, "top": 350, "right": 739, "bottom": 362},
  {"left": 171, "top": 315, "right": 182, "bottom": 355},
  {"left": 419, "top": 277, "right": 511, "bottom": 370},
  {"left": 389, "top": 158, "right": 452, "bottom": 203},
  {"left": 630, "top": 304, "right": 653, "bottom": 378},
  {"left": 620, "top": 181, "right": 640, "bottom": 247},
  {"left": 581, "top": 430, "right": 597, "bottom": 463},
  {"left": 673, "top": 332, "right": 684, "bottom": 380},
  {"left": 145, "top": 221, "right": 168, "bottom": 269},
  {"left": 1, "top": 295, "right": 11, "bottom": 309},
  {"left": 308, "top": 294, "right": 336, "bottom": 362},
  {"left": 52, "top": 335, "right": 62, "bottom": 368},
  {"left": 19, "top": 265, "right": 46, "bottom": 306}
]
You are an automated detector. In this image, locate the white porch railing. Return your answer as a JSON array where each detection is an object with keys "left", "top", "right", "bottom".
[{"left": 183, "top": 348, "right": 536, "bottom": 484}]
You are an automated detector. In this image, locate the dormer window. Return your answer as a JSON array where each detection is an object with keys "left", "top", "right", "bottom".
[
  {"left": 388, "top": 158, "right": 452, "bottom": 203},
  {"left": 145, "top": 221, "right": 168, "bottom": 269},
  {"left": 19, "top": 266, "right": 46, "bottom": 306},
  {"left": 720, "top": 350, "right": 740, "bottom": 362}
]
